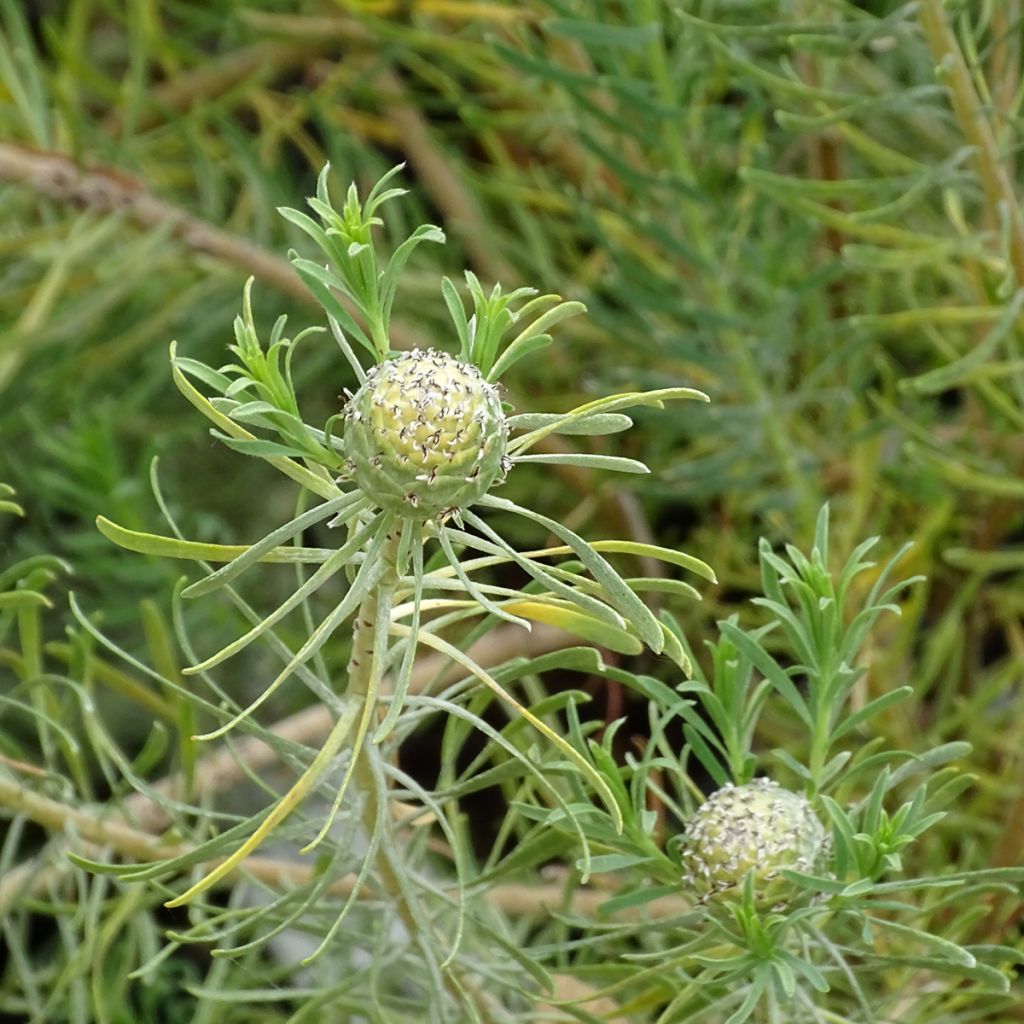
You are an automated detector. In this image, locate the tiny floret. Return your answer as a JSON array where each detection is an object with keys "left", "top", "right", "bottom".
[
  {"left": 343, "top": 349, "right": 508, "bottom": 519},
  {"left": 680, "top": 778, "right": 826, "bottom": 897}
]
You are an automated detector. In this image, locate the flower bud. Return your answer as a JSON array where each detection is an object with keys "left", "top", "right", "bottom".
[
  {"left": 343, "top": 349, "right": 508, "bottom": 520},
  {"left": 680, "top": 779, "right": 826, "bottom": 897}
]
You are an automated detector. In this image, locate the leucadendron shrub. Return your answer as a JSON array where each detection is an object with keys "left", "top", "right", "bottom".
[{"left": 81, "top": 171, "right": 1021, "bottom": 1021}]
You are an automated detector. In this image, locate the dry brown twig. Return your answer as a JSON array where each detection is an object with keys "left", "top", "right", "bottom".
[
  {"left": 540, "top": 974, "right": 633, "bottom": 1024},
  {"left": 0, "top": 610, "right": 688, "bottom": 1024},
  {"left": 0, "top": 772, "right": 687, "bottom": 927},
  {"left": 0, "top": 141, "right": 425, "bottom": 348},
  {"left": 130, "top": 621, "right": 573, "bottom": 831},
  {"left": 2, "top": 621, "right": 675, "bottom": 914}
]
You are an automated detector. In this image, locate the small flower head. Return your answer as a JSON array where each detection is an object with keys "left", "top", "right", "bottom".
[
  {"left": 680, "top": 778, "right": 826, "bottom": 897},
  {"left": 343, "top": 348, "right": 508, "bottom": 520}
]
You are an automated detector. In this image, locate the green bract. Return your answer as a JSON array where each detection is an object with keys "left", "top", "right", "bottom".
[
  {"left": 343, "top": 348, "right": 508, "bottom": 519},
  {"left": 681, "top": 779, "right": 826, "bottom": 896}
]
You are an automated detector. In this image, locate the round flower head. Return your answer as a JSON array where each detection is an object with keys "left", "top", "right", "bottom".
[
  {"left": 680, "top": 779, "right": 826, "bottom": 897},
  {"left": 343, "top": 348, "right": 508, "bottom": 520}
]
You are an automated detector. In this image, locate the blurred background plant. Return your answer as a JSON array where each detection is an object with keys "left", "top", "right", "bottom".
[{"left": 2, "top": 0, "right": 1023, "bottom": 1021}]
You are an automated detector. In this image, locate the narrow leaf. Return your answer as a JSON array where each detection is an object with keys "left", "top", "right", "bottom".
[
  {"left": 164, "top": 704, "right": 360, "bottom": 907},
  {"left": 512, "top": 453, "right": 650, "bottom": 474},
  {"left": 506, "top": 412, "right": 634, "bottom": 435},
  {"left": 396, "top": 625, "right": 623, "bottom": 834},
  {"left": 503, "top": 600, "right": 643, "bottom": 655},
  {"left": 96, "top": 516, "right": 333, "bottom": 565},
  {"left": 481, "top": 495, "right": 663, "bottom": 652}
]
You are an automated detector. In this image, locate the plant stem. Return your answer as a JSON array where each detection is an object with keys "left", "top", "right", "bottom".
[
  {"left": 808, "top": 714, "right": 831, "bottom": 798},
  {"left": 918, "top": 0, "right": 1024, "bottom": 285},
  {"left": 344, "top": 527, "right": 505, "bottom": 1023}
]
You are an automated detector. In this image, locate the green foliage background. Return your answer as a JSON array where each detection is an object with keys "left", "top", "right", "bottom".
[{"left": 2, "top": 0, "right": 1023, "bottom": 1021}]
